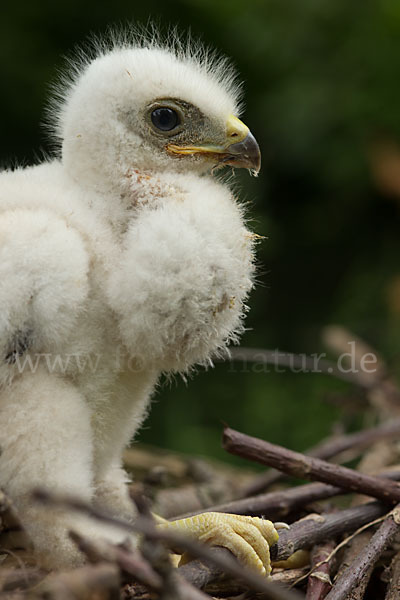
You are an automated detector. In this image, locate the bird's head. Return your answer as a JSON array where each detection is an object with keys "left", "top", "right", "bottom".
[{"left": 53, "top": 35, "right": 260, "bottom": 193}]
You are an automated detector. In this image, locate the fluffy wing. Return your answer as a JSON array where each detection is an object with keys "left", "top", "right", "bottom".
[{"left": 0, "top": 206, "right": 89, "bottom": 382}]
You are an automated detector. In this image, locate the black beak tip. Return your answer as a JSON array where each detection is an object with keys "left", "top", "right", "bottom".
[{"left": 224, "top": 131, "right": 261, "bottom": 173}]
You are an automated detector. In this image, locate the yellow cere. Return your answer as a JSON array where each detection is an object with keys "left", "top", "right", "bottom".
[{"left": 226, "top": 114, "right": 249, "bottom": 144}]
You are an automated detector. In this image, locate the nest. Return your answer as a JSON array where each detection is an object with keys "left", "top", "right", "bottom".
[{"left": 1, "top": 329, "right": 400, "bottom": 599}]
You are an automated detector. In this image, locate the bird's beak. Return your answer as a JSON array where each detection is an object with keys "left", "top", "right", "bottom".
[{"left": 167, "top": 115, "right": 261, "bottom": 174}]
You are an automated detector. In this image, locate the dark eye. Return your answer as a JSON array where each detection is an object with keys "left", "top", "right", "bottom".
[{"left": 151, "top": 107, "right": 179, "bottom": 131}]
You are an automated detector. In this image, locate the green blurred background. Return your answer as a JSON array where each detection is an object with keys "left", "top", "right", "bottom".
[{"left": 2, "top": 0, "right": 400, "bottom": 462}]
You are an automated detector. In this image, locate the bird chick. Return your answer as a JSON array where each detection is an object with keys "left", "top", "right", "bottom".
[{"left": 0, "top": 31, "right": 278, "bottom": 574}]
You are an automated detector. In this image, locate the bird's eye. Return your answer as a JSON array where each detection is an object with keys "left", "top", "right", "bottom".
[{"left": 151, "top": 107, "right": 179, "bottom": 132}]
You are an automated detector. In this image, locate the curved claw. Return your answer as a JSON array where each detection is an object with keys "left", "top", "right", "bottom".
[{"left": 274, "top": 521, "right": 290, "bottom": 530}]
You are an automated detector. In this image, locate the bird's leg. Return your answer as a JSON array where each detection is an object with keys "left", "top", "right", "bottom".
[
  {"left": 91, "top": 370, "right": 157, "bottom": 522},
  {"left": 0, "top": 367, "right": 133, "bottom": 569},
  {"left": 93, "top": 463, "right": 137, "bottom": 523},
  {"left": 155, "top": 512, "right": 282, "bottom": 576}
]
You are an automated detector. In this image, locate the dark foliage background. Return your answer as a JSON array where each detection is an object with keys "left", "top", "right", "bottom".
[{"left": 2, "top": 0, "right": 400, "bottom": 462}]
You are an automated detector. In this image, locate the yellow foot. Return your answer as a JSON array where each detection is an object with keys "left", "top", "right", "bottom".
[
  {"left": 156, "top": 512, "right": 281, "bottom": 576},
  {"left": 272, "top": 549, "right": 310, "bottom": 570}
]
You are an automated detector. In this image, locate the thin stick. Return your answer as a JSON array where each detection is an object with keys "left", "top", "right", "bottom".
[
  {"left": 291, "top": 511, "right": 389, "bottom": 589},
  {"left": 69, "top": 531, "right": 163, "bottom": 590},
  {"left": 226, "top": 347, "right": 362, "bottom": 386},
  {"left": 135, "top": 492, "right": 211, "bottom": 600},
  {"left": 305, "top": 419, "right": 400, "bottom": 461},
  {"left": 0, "top": 568, "right": 44, "bottom": 592},
  {"left": 241, "top": 418, "right": 400, "bottom": 497},
  {"left": 385, "top": 551, "right": 400, "bottom": 599},
  {"left": 306, "top": 541, "right": 335, "bottom": 600},
  {"left": 176, "top": 481, "right": 341, "bottom": 519},
  {"left": 333, "top": 532, "right": 373, "bottom": 600},
  {"left": 32, "top": 564, "right": 120, "bottom": 600},
  {"left": 324, "top": 504, "right": 400, "bottom": 600},
  {"left": 175, "top": 468, "right": 400, "bottom": 521},
  {"left": 271, "top": 502, "right": 388, "bottom": 561},
  {"left": 223, "top": 426, "right": 400, "bottom": 504}
]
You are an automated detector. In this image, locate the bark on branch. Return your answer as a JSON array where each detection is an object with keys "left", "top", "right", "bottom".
[
  {"left": 241, "top": 418, "right": 400, "bottom": 497},
  {"left": 324, "top": 505, "right": 400, "bottom": 600},
  {"left": 176, "top": 467, "right": 400, "bottom": 521},
  {"left": 223, "top": 426, "right": 400, "bottom": 504}
]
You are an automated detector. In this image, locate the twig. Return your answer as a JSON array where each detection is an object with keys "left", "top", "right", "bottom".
[
  {"left": 135, "top": 492, "right": 211, "bottom": 600},
  {"left": 73, "top": 529, "right": 211, "bottom": 600},
  {"left": 31, "top": 563, "right": 120, "bottom": 600},
  {"left": 70, "top": 531, "right": 164, "bottom": 590},
  {"left": 324, "top": 504, "right": 400, "bottom": 600},
  {"left": 176, "top": 467, "right": 400, "bottom": 521},
  {"left": 308, "top": 419, "right": 400, "bottom": 463},
  {"left": 305, "top": 541, "right": 335, "bottom": 600},
  {"left": 271, "top": 503, "right": 389, "bottom": 562},
  {"left": 223, "top": 426, "right": 400, "bottom": 504},
  {"left": 385, "top": 550, "right": 400, "bottom": 599},
  {"left": 292, "top": 509, "right": 391, "bottom": 593},
  {"left": 322, "top": 326, "right": 400, "bottom": 415},
  {"left": 226, "top": 347, "right": 363, "bottom": 386},
  {"left": 321, "top": 326, "right": 387, "bottom": 385},
  {"left": 231, "top": 334, "right": 400, "bottom": 498},
  {"left": 273, "top": 568, "right": 310, "bottom": 588},
  {"left": 198, "top": 567, "right": 310, "bottom": 598},
  {"left": 241, "top": 417, "right": 400, "bottom": 497},
  {"left": 331, "top": 417, "right": 394, "bottom": 599},
  {"left": 0, "top": 568, "right": 44, "bottom": 592},
  {"left": 240, "top": 412, "right": 400, "bottom": 498},
  {"left": 333, "top": 532, "right": 373, "bottom": 600},
  {"left": 176, "top": 481, "right": 341, "bottom": 519}
]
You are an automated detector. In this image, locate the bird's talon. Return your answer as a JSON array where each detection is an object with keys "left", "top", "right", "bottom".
[
  {"left": 158, "top": 512, "right": 280, "bottom": 576},
  {"left": 274, "top": 521, "right": 290, "bottom": 530}
]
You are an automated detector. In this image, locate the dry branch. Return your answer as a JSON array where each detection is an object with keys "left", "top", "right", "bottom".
[
  {"left": 333, "top": 532, "right": 373, "bottom": 600},
  {"left": 199, "top": 566, "right": 310, "bottom": 598},
  {"left": 70, "top": 531, "right": 164, "bottom": 590},
  {"left": 242, "top": 417, "right": 400, "bottom": 497},
  {"left": 306, "top": 541, "right": 335, "bottom": 600},
  {"left": 271, "top": 502, "right": 388, "bottom": 561},
  {"left": 227, "top": 347, "right": 362, "bottom": 386},
  {"left": 73, "top": 522, "right": 211, "bottom": 600},
  {"left": 0, "top": 568, "right": 44, "bottom": 592},
  {"left": 322, "top": 326, "right": 400, "bottom": 416},
  {"left": 324, "top": 504, "right": 400, "bottom": 600},
  {"left": 223, "top": 426, "right": 400, "bottom": 504},
  {"left": 177, "top": 467, "right": 400, "bottom": 521},
  {"left": 385, "top": 551, "right": 400, "bottom": 600},
  {"left": 136, "top": 493, "right": 212, "bottom": 600},
  {"left": 32, "top": 564, "right": 120, "bottom": 600},
  {"left": 307, "top": 419, "right": 400, "bottom": 462}
]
